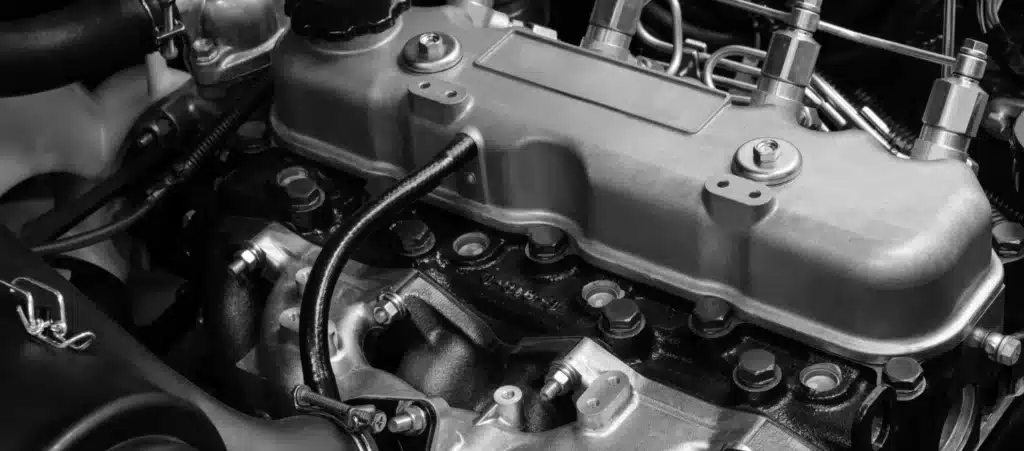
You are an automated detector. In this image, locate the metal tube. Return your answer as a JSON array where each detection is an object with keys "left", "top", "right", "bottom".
[
  {"left": 711, "top": 0, "right": 956, "bottom": 67},
  {"left": 943, "top": 0, "right": 956, "bottom": 77},
  {"left": 810, "top": 74, "right": 894, "bottom": 150},
  {"left": 666, "top": 0, "right": 685, "bottom": 75},
  {"left": 805, "top": 87, "right": 848, "bottom": 128},
  {"left": 713, "top": 74, "right": 756, "bottom": 91}
]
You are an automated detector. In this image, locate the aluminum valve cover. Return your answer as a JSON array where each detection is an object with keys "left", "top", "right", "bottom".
[{"left": 270, "top": 6, "right": 1003, "bottom": 363}]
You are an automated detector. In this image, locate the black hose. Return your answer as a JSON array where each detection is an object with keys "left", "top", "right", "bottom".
[
  {"left": 27, "top": 78, "right": 272, "bottom": 256},
  {"left": 0, "top": 0, "right": 159, "bottom": 97},
  {"left": 30, "top": 200, "right": 157, "bottom": 255},
  {"left": 300, "top": 133, "right": 481, "bottom": 398}
]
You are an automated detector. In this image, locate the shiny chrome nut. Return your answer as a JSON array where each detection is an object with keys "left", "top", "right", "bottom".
[
  {"left": 788, "top": 7, "right": 820, "bottom": 32},
  {"left": 229, "top": 246, "right": 264, "bottom": 275},
  {"left": 373, "top": 291, "right": 407, "bottom": 326},
  {"left": 540, "top": 362, "right": 580, "bottom": 401},
  {"left": 921, "top": 78, "right": 989, "bottom": 136},
  {"left": 761, "top": 30, "right": 821, "bottom": 86},
  {"left": 996, "top": 336, "right": 1023, "bottom": 366}
]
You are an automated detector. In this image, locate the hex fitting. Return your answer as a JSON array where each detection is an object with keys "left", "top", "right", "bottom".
[
  {"left": 229, "top": 245, "right": 265, "bottom": 276},
  {"left": 373, "top": 290, "right": 408, "bottom": 326},
  {"left": 733, "top": 349, "right": 782, "bottom": 392},
  {"left": 391, "top": 219, "right": 436, "bottom": 257},
  {"left": 983, "top": 331, "right": 1022, "bottom": 366},
  {"left": 911, "top": 39, "right": 990, "bottom": 162},
  {"left": 691, "top": 296, "right": 733, "bottom": 337},
  {"left": 753, "top": 0, "right": 822, "bottom": 106},
  {"left": 883, "top": 357, "right": 926, "bottom": 401},
  {"left": 539, "top": 361, "right": 580, "bottom": 401},
  {"left": 388, "top": 405, "right": 428, "bottom": 435}
]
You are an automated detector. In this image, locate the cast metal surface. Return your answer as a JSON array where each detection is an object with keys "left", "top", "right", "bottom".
[
  {"left": 270, "top": 5, "right": 1003, "bottom": 364},
  {"left": 182, "top": 0, "right": 289, "bottom": 85}
]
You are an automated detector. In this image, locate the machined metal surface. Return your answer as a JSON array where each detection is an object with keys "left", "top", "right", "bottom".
[{"left": 271, "top": 6, "right": 1002, "bottom": 364}]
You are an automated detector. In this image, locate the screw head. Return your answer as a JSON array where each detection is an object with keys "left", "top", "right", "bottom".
[
  {"left": 883, "top": 357, "right": 924, "bottom": 392},
  {"left": 735, "top": 349, "right": 780, "bottom": 389},
  {"left": 602, "top": 298, "right": 643, "bottom": 333}
]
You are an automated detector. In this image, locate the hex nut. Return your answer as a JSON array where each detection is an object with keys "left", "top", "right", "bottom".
[
  {"left": 761, "top": 30, "right": 820, "bottom": 86},
  {"left": 921, "top": 79, "right": 989, "bottom": 136},
  {"left": 693, "top": 297, "right": 731, "bottom": 329},
  {"left": 373, "top": 292, "right": 406, "bottom": 326},
  {"left": 996, "top": 336, "right": 1022, "bottom": 366}
]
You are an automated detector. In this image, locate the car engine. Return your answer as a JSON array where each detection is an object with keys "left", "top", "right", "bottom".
[{"left": 4, "top": 0, "right": 1024, "bottom": 450}]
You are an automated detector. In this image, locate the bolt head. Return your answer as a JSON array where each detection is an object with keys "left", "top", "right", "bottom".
[
  {"left": 391, "top": 219, "right": 435, "bottom": 256},
  {"left": 962, "top": 39, "right": 989, "bottom": 56},
  {"left": 694, "top": 297, "right": 731, "bottom": 328},
  {"left": 417, "top": 32, "right": 446, "bottom": 60},
  {"left": 883, "top": 357, "right": 924, "bottom": 391},
  {"left": 993, "top": 221, "right": 1024, "bottom": 257},
  {"left": 277, "top": 167, "right": 323, "bottom": 209},
  {"left": 736, "top": 349, "right": 779, "bottom": 388},
  {"left": 602, "top": 298, "right": 643, "bottom": 332},
  {"left": 192, "top": 38, "right": 217, "bottom": 62},
  {"left": 997, "top": 337, "right": 1022, "bottom": 366}
]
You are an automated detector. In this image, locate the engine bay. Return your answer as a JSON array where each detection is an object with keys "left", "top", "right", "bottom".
[{"left": 3, "top": 0, "right": 1024, "bottom": 450}]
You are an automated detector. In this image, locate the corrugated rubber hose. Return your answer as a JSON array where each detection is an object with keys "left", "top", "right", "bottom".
[{"left": 299, "top": 132, "right": 481, "bottom": 398}]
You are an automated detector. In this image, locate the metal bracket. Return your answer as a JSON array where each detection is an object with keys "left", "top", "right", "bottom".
[
  {"left": 2, "top": 277, "right": 95, "bottom": 351},
  {"left": 154, "top": 0, "right": 187, "bottom": 59}
]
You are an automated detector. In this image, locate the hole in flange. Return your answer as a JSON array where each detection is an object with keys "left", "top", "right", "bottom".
[
  {"left": 749, "top": 191, "right": 762, "bottom": 199},
  {"left": 717, "top": 180, "right": 730, "bottom": 188},
  {"left": 501, "top": 389, "right": 517, "bottom": 400},
  {"left": 586, "top": 399, "right": 600, "bottom": 408},
  {"left": 445, "top": 90, "right": 458, "bottom": 98},
  {"left": 607, "top": 375, "right": 621, "bottom": 385},
  {"left": 453, "top": 232, "right": 490, "bottom": 258},
  {"left": 419, "top": 82, "right": 432, "bottom": 89},
  {"left": 800, "top": 363, "right": 842, "bottom": 393}
]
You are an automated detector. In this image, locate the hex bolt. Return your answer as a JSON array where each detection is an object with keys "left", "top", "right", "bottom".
[
  {"left": 960, "top": 39, "right": 989, "bottom": 58},
  {"left": 539, "top": 361, "right": 581, "bottom": 401},
  {"left": 387, "top": 405, "right": 428, "bottom": 435},
  {"left": 277, "top": 167, "right": 325, "bottom": 211},
  {"left": 601, "top": 298, "right": 645, "bottom": 335},
  {"left": 693, "top": 296, "right": 731, "bottom": 331},
  {"left": 980, "top": 331, "right": 1022, "bottom": 366},
  {"left": 883, "top": 357, "right": 926, "bottom": 400},
  {"left": 228, "top": 245, "right": 264, "bottom": 276},
  {"left": 192, "top": 38, "right": 217, "bottom": 63},
  {"left": 417, "top": 32, "right": 446, "bottom": 61},
  {"left": 391, "top": 219, "right": 436, "bottom": 257},
  {"left": 734, "top": 349, "right": 782, "bottom": 391},
  {"left": 992, "top": 213, "right": 1024, "bottom": 258},
  {"left": 372, "top": 291, "right": 408, "bottom": 326},
  {"left": 753, "top": 139, "right": 781, "bottom": 167}
]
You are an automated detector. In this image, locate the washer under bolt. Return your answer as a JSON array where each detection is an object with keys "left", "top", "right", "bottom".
[
  {"left": 539, "top": 361, "right": 580, "bottom": 401},
  {"left": 754, "top": 139, "right": 780, "bottom": 167},
  {"left": 372, "top": 291, "right": 408, "bottom": 326},
  {"left": 883, "top": 357, "right": 926, "bottom": 401},
  {"left": 402, "top": 31, "right": 463, "bottom": 73},
  {"left": 692, "top": 296, "right": 732, "bottom": 334}
]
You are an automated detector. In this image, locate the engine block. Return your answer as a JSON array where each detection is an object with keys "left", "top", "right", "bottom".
[{"left": 270, "top": 5, "right": 1002, "bottom": 364}]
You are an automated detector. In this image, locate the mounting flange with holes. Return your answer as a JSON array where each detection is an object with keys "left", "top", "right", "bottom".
[{"left": 733, "top": 138, "right": 802, "bottom": 186}]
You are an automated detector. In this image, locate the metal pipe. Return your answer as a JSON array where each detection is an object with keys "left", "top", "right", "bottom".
[
  {"left": 666, "top": 0, "right": 685, "bottom": 75},
  {"left": 711, "top": 0, "right": 956, "bottom": 67},
  {"left": 943, "top": 0, "right": 956, "bottom": 77},
  {"left": 713, "top": 74, "right": 757, "bottom": 91},
  {"left": 810, "top": 74, "right": 895, "bottom": 151},
  {"left": 805, "top": 87, "right": 848, "bottom": 128}
]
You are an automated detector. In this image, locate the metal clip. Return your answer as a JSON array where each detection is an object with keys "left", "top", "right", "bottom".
[
  {"left": 2, "top": 277, "right": 96, "bottom": 351},
  {"left": 155, "top": 0, "right": 187, "bottom": 59}
]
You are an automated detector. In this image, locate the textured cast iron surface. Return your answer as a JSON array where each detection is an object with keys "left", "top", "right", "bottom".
[{"left": 270, "top": 6, "right": 1001, "bottom": 363}]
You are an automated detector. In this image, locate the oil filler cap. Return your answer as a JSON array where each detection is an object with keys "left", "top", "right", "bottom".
[{"left": 285, "top": 0, "right": 410, "bottom": 41}]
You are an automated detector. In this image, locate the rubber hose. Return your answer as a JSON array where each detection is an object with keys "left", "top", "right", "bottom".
[
  {"left": 204, "top": 268, "right": 264, "bottom": 364},
  {"left": 31, "top": 200, "right": 157, "bottom": 255},
  {"left": 300, "top": 133, "right": 480, "bottom": 398},
  {"left": 0, "top": 0, "right": 159, "bottom": 97}
]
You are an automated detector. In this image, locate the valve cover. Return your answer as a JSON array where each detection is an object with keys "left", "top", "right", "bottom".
[{"left": 270, "top": 6, "right": 1002, "bottom": 364}]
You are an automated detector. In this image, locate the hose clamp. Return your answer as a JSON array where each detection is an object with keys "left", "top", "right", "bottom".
[{"left": 3, "top": 277, "right": 95, "bottom": 351}]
